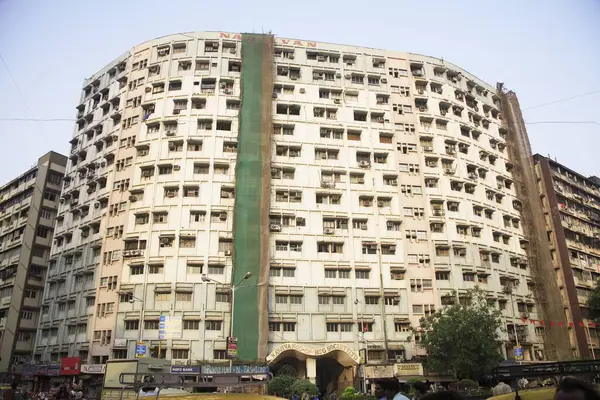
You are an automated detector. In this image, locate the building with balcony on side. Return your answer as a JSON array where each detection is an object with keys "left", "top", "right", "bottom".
[
  {"left": 0, "top": 151, "right": 67, "bottom": 376},
  {"left": 34, "top": 31, "right": 567, "bottom": 390},
  {"left": 534, "top": 155, "right": 600, "bottom": 358}
]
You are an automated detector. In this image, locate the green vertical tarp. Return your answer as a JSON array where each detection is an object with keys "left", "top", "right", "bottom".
[{"left": 232, "top": 34, "right": 272, "bottom": 361}]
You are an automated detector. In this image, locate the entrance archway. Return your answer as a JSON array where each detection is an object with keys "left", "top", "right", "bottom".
[{"left": 267, "top": 343, "right": 360, "bottom": 393}]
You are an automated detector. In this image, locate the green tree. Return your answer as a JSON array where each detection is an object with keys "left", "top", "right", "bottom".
[
  {"left": 290, "top": 380, "right": 319, "bottom": 396},
  {"left": 268, "top": 375, "right": 297, "bottom": 398},
  {"left": 414, "top": 287, "right": 503, "bottom": 380},
  {"left": 588, "top": 280, "right": 600, "bottom": 319}
]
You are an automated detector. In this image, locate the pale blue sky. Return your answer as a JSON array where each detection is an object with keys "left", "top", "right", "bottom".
[{"left": 0, "top": 0, "right": 598, "bottom": 184}]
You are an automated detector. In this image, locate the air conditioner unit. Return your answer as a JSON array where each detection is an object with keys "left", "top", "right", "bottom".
[
  {"left": 299, "top": 88, "right": 306, "bottom": 94},
  {"left": 145, "top": 87, "right": 152, "bottom": 93},
  {"left": 165, "top": 131, "right": 175, "bottom": 136},
  {"left": 377, "top": 201, "right": 384, "bottom": 207},
  {"left": 229, "top": 48, "right": 236, "bottom": 54},
  {"left": 344, "top": 74, "right": 352, "bottom": 79},
  {"left": 94, "top": 202, "right": 100, "bottom": 209},
  {"left": 390, "top": 180, "right": 398, "bottom": 186},
  {"left": 380, "top": 78, "right": 387, "bottom": 83},
  {"left": 287, "top": 54, "right": 294, "bottom": 59},
  {"left": 59, "top": 198, "right": 65, "bottom": 204},
  {"left": 173, "top": 165, "right": 181, "bottom": 171},
  {"left": 166, "top": 192, "right": 175, "bottom": 198},
  {"left": 324, "top": 228, "right": 335, "bottom": 235},
  {"left": 112, "top": 135, "right": 119, "bottom": 141},
  {"left": 224, "top": 250, "right": 231, "bottom": 256},
  {"left": 100, "top": 161, "right": 107, "bottom": 168},
  {"left": 212, "top": 42, "right": 219, "bottom": 48},
  {"left": 219, "top": 213, "right": 227, "bottom": 220},
  {"left": 272, "top": 93, "right": 278, "bottom": 99},
  {"left": 173, "top": 109, "right": 181, "bottom": 115},
  {"left": 129, "top": 195, "right": 137, "bottom": 202},
  {"left": 333, "top": 99, "right": 341, "bottom": 104},
  {"left": 418, "top": 89, "right": 424, "bottom": 95},
  {"left": 270, "top": 224, "right": 282, "bottom": 232},
  {"left": 359, "top": 161, "right": 371, "bottom": 168}
]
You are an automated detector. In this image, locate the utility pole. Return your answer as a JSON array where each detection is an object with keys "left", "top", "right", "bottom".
[
  {"left": 202, "top": 272, "right": 252, "bottom": 371},
  {"left": 117, "top": 291, "right": 145, "bottom": 356}
]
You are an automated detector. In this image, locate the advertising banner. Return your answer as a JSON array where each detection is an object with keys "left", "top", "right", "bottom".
[
  {"left": 159, "top": 315, "right": 182, "bottom": 340},
  {"left": 227, "top": 336, "right": 238, "bottom": 359},
  {"left": 61, "top": 357, "right": 81, "bottom": 375}
]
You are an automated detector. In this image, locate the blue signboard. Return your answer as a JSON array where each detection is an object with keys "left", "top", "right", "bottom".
[
  {"left": 201, "top": 364, "right": 269, "bottom": 374},
  {"left": 514, "top": 346, "right": 523, "bottom": 361},
  {"left": 170, "top": 366, "right": 201, "bottom": 374},
  {"left": 136, "top": 342, "right": 147, "bottom": 358}
]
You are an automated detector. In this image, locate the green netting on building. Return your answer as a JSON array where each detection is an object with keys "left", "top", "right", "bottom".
[{"left": 232, "top": 34, "right": 271, "bottom": 361}]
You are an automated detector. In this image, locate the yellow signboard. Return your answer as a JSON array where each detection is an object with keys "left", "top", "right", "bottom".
[{"left": 394, "top": 363, "right": 423, "bottom": 377}]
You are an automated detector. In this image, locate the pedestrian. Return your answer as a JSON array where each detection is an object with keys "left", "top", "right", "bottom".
[
  {"left": 555, "top": 377, "right": 600, "bottom": 400},
  {"left": 291, "top": 392, "right": 300, "bottom": 400},
  {"left": 301, "top": 389, "right": 310, "bottom": 400},
  {"left": 381, "top": 380, "right": 410, "bottom": 400},
  {"left": 330, "top": 390, "right": 337, "bottom": 400},
  {"left": 412, "top": 381, "right": 428, "bottom": 400},
  {"left": 374, "top": 382, "right": 387, "bottom": 400}
]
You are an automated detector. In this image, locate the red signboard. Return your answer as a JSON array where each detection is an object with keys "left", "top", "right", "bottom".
[{"left": 60, "top": 357, "right": 81, "bottom": 375}]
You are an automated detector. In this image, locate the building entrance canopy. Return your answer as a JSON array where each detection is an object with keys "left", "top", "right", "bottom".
[{"left": 267, "top": 343, "right": 360, "bottom": 367}]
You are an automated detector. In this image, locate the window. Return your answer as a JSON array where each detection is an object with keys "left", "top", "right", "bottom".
[
  {"left": 155, "top": 292, "right": 171, "bottom": 301},
  {"left": 144, "top": 320, "right": 159, "bottom": 330},
  {"left": 435, "top": 271, "right": 450, "bottom": 280},
  {"left": 179, "top": 236, "right": 196, "bottom": 248},
  {"left": 125, "top": 320, "right": 139, "bottom": 330},
  {"left": 172, "top": 349, "right": 189, "bottom": 359},
  {"left": 365, "top": 296, "right": 379, "bottom": 305},
  {"left": 205, "top": 321, "right": 222, "bottom": 330},
  {"left": 184, "top": 320, "right": 200, "bottom": 330},
  {"left": 176, "top": 292, "right": 192, "bottom": 302},
  {"left": 187, "top": 263, "right": 202, "bottom": 274},
  {"left": 283, "top": 322, "right": 296, "bottom": 332},
  {"left": 395, "top": 323, "right": 410, "bottom": 332},
  {"left": 355, "top": 270, "right": 370, "bottom": 279},
  {"left": 216, "top": 292, "right": 230, "bottom": 303},
  {"left": 130, "top": 265, "right": 144, "bottom": 275}
]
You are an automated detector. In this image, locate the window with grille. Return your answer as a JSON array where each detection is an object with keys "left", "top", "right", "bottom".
[
  {"left": 172, "top": 349, "right": 189, "bottom": 359},
  {"left": 205, "top": 321, "right": 222, "bottom": 331},
  {"left": 183, "top": 320, "right": 200, "bottom": 330}
]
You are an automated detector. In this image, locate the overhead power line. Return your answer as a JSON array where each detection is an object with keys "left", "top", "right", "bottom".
[
  {"left": 0, "top": 118, "right": 74, "bottom": 122},
  {"left": 0, "top": 52, "right": 35, "bottom": 119},
  {"left": 523, "top": 89, "right": 600, "bottom": 111}
]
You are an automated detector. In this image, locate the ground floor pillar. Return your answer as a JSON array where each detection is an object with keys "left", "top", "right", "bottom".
[{"left": 306, "top": 357, "right": 317, "bottom": 384}]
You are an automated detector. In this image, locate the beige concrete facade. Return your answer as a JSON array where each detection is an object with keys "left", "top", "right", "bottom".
[
  {"left": 0, "top": 151, "right": 66, "bottom": 374},
  {"left": 35, "top": 32, "right": 545, "bottom": 367}
]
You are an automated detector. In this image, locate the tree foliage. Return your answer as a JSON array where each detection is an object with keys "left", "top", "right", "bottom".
[
  {"left": 588, "top": 280, "right": 600, "bottom": 320},
  {"left": 268, "top": 375, "right": 297, "bottom": 398},
  {"left": 415, "top": 287, "right": 503, "bottom": 380},
  {"left": 290, "top": 380, "right": 318, "bottom": 396}
]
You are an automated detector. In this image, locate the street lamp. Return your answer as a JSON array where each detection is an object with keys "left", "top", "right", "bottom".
[
  {"left": 201, "top": 271, "right": 252, "bottom": 370},
  {"left": 117, "top": 291, "right": 145, "bottom": 353}
]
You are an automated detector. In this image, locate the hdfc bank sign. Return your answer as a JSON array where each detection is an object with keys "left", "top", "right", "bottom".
[{"left": 60, "top": 357, "right": 81, "bottom": 375}]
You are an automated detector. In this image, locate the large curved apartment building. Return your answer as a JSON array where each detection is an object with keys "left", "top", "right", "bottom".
[{"left": 35, "top": 32, "right": 570, "bottom": 386}]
